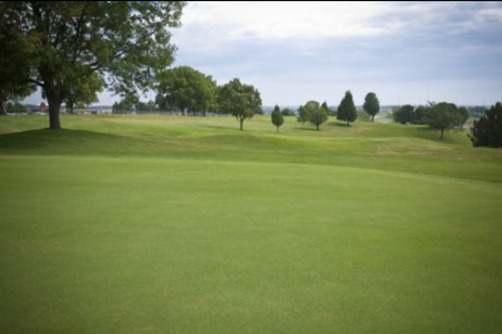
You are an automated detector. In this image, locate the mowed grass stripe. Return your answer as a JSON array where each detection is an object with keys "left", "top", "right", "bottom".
[{"left": 1, "top": 155, "right": 501, "bottom": 333}]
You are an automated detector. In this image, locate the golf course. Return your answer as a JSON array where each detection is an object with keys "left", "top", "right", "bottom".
[{"left": 1, "top": 114, "right": 501, "bottom": 333}]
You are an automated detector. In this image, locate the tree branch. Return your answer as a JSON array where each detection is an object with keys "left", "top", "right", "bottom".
[{"left": 28, "top": 78, "right": 44, "bottom": 87}]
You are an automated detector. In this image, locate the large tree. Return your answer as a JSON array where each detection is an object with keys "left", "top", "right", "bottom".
[
  {"left": 156, "top": 66, "right": 217, "bottom": 116},
  {"left": 363, "top": 92, "right": 380, "bottom": 122},
  {"left": 217, "top": 78, "right": 262, "bottom": 131},
  {"left": 0, "top": 8, "right": 36, "bottom": 115},
  {"left": 470, "top": 102, "right": 502, "bottom": 148},
  {"left": 337, "top": 91, "right": 358, "bottom": 126},
  {"left": 0, "top": 1, "right": 185, "bottom": 129}
]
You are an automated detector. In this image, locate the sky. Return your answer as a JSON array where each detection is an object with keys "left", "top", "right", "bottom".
[{"left": 25, "top": 1, "right": 502, "bottom": 107}]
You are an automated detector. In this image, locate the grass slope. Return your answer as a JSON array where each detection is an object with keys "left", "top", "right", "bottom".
[
  {"left": 1, "top": 115, "right": 501, "bottom": 333},
  {"left": 1, "top": 114, "right": 502, "bottom": 182}
]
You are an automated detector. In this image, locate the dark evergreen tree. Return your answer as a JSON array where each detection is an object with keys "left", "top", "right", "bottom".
[
  {"left": 470, "top": 102, "right": 502, "bottom": 147},
  {"left": 337, "top": 91, "right": 358, "bottom": 126}
]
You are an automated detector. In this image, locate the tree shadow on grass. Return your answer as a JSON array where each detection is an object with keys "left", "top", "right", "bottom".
[
  {"left": 326, "top": 121, "right": 351, "bottom": 128},
  {"left": 0, "top": 128, "right": 127, "bottom": 154},
  {"left": 293, "top": 127, "right": 319, "bottom": 132}
]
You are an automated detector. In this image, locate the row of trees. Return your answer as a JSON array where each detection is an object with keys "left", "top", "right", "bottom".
[
  {"left": 110, "top": 66, "right": 262, "bottom": 130},
  {"left": 273, "top": 91, "right": 373, "bottom": 131},
  {"left": 393, "top": 103, "right": 469, "bottom": 139},
  {"left": 0, "top": 2, "right": 265, "bottom": 131}
]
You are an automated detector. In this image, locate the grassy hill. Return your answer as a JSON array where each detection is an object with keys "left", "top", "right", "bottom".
[
  {"left": 1, "top": 114, "right": 501, "bottom": 181},
  {"left": 1, "top": 115, "right": 501, "bottom": 333}
]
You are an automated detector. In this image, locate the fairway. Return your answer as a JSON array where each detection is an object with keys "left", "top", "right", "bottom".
[{"left": 1, "top": 115, "right": 502, "bottom": 333}]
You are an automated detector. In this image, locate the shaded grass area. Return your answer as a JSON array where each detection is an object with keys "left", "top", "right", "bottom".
[
  {"left": 1, "top": 155, "right": 501, "bottom": 334},
  {"left": 1, "top": 114, "right": 501, "bottom": 182}
]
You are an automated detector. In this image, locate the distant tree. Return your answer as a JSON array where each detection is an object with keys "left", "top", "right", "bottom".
[
  {"left": 309, "top": 105, "right": 329, "bottom": 130},
  {"left": 303, "top": 101, "right": 320, "bottom": 114},
  {"left": 337, "top": 91, "right": 358, "bottom": 126},
  {"left": 321, "top": 101, "right": 331, "bottom": 115},
  {"left": 281, "top": 107, "right": 293, "bottom": 116},
  {"left": 112, "top": 99, "right": 135, "bottom": 114},
  {"left": 5, "top": 102, "right": 28, "bottom": 113},
  {"left": 136, "top": 100, "right": 159, "bottom": 112},
  {"left": 0, "top": 1, "right": 185, "bottom": 129},
  {"left": 271, "top": 107, "right": 284, "bottom": 133},
  {"left": 414, "top": 105, "right": 429, "bottom": 124},
  {"left": 297, "top": 106, "right": 309, "bottom": 127},
  {"left": 363, "top": 92, "right": 380, "bottom": 122},
  {"left": 393, "top": 104, "right": 416, "bottom": 124},
  {"left": 422, "top": 102, "right": 464, "bottom": 140},
  {"left": 65, "top": 72, "right": 103, "bottom": 114},
  {"left": 470, "top": 102, "right": 502, "bottom": 147},
  {"left": 217, "top": 78, "right": 262, "bottom": 130},
  {"left": 156, "top": 66, "right": 217, "bottom": 116}
]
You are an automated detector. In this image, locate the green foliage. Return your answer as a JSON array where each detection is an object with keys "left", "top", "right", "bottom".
[
  {"left": 136, "top": 100, "right": 159, "bottom": 112},
  {"left": 0, "top": 7, "right": 37, "bottom": 115},
  {"left": 5, "top": 102, "right": 28, "bottom": 113},
  {"left": 422, "top": 102, "right": 466, "bottom": 140},
  {"left": 281, "top": 108, "right": 294, "bottom": 116},
  {"left": 363, "top": 92, "right": 380, "bottom": 121},
  {"left": 470, "top": 102, "right": 502, "bottom": 147},
  {"left": 457, "top": 106, "right": 469, "bottom": 128},
  {"left": 65, "top": 72, "right": 103, "bottom": 113},
  {"left": 337, "top": 91, "right": 358, "bottom": 125},
  {"left": 0, "top": 1, "right": 185, "bottom": 128},
  {"left": 393, "top": 104, "right": 416, "bottom": 124},
  {"left": 309, "top": 106, "right": 329, "bottom": 130},
  {"left": 297, "top": 100, "right": 328, "bottom": 130},
  {"left": 217, "top": 78, "right": 262, "bottom": 130},
  {"left": 271, "top": 107, "right": 284, "bottom": 132},
  {"left": 156, "top": 66, "right": 217, "bottom": 116},
  {"left": 112, "top": 100, "right": 135, "bottom": 114},
  {"left": 297, "top": 106, "right": 309, "bottom": 126}
]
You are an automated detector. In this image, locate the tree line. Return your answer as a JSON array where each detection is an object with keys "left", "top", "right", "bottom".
[
  {"left": 271, "top": 91, "right": 377, "bottom": 132},
  {"left": 1, "top": 2, "right": 499, "bottom": 146}
]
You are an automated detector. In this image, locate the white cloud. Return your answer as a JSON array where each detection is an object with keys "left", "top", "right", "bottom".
[{"left": 181, "top": 1, "right": 393, "bottom": 41}]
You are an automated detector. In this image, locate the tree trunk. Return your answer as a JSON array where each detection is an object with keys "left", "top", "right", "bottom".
[
  {"left": 276, "top": 126, "right": 279, "bottom": 133},
  {"left": 0, "top": 101, "right": 5, "bottom": 116},
  {"left": 239, "top": 117, "right": 244, "bottom": 131},
  {"left": 316, "top": 124, "right": 319, "bottom": 130},
  {"left": 347, "top": 119, "right": 349, "bottom": 126},
  {"left": 47, "top": 93, "right": 62, "bottom": 130},
  {"left": 440, "top": 128, "right": 444, "bottom": 140},
  {"left": 68, "top": 101, "right": 74, "bottom": 114},
  {"left": 371, "top": 115, "right": 375, "bottom": 122}
]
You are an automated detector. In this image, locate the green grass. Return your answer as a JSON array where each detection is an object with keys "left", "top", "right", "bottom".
[{"left": 1, "top": 115, "right": 502, "bottom": 333}]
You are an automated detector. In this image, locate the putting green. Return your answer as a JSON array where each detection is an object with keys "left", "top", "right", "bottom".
[{"left": 1, "top": 154, "right": 501, "bottom": 333}]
